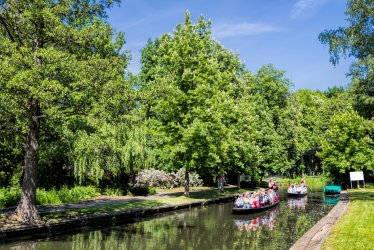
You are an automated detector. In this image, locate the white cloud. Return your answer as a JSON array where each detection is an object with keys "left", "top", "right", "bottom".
[
  {"left": 291, "top": 0, "right": 329, "bottom": 19},
  {"left": 213, "top": 22, "right": 283, "bottom": 39}
]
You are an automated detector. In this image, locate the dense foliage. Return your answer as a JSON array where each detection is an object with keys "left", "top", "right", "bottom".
[
  {"left": 0, "top": 0, "right": 373, "bottom": 222},
  {"left": 0, "top": 0, "right": 129, "bottom": 222},
  {"left": 318, "top": 0, "right": 374, "bottom": 179},
  {"left": 319, "top": 0, "right": 373, "bottom": 118}
]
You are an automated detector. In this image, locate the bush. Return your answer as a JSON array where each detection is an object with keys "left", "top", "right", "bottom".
[
  {"left": 135, "top": 169, "right": 174, "bottom": 189},
  {"left": 58, "top": 186, "right": 99, "bottom": 203},
  {"left": 129, "top": 186, "right": 156, "bottom": 196},
  {"left": 134, "top": 168, "right": 203, "bottom": 189},
  {"left": 102, "top": 187, "right": 124, "bottom": 196},
  {"left": 37, "top": 188, "right": 61, "bottom": 205},
  {"left": 0, "top": 188, "right": 20, "bottom": 208},
  {"left": 173, "top": 168, "right": 204, "bottom": 187}
]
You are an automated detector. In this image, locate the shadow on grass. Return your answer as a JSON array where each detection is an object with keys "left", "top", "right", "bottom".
[
  {"left": 348, "top": 188, "right": 374, "bottom": 201},
  {"left": 42, "top": 199, "right": 164, "bottom": 221}
]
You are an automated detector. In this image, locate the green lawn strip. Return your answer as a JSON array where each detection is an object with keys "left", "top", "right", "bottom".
[
  {"left": 322, "top": 188, "right": 374, "bottom": 250},
  {"left": 275, "top": 176, "right": 327, "bottom": 191},
  {"left": 41, "top": 188, "right": 250, "bottom": 223}
]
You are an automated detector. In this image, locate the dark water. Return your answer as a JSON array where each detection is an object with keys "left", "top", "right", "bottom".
[{"left": 1, "top": 189, "right": 336, "bottom": 250}]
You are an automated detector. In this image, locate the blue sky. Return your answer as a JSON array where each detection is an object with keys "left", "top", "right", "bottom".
[{"left": 107, "top": 0, "right": 353, "bottom": 91}]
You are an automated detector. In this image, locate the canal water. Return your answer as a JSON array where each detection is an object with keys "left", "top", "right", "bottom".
[{"left": 1, "top": 189, "right": 336, "bottom": 250}]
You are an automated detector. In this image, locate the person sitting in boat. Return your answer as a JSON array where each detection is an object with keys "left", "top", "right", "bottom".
[
  {"left": 268, "top": 179, "right": 273, "bottom": 189},
  {"left": 272, "top": 180, "right": 278, "bottom": 191},
  {"left": 268, "top": 179, "right": 278, "bottom": 190},
  {"left": 234, "top": 194, "right": 244, "bottom": 208},
  {"left": 267, "top": 189, "right": 274, "bottom": 204},
  {"left": 269, "top": 189, "right": 278, "bottom": 204},
  {"left": 252, "top": 193, "right": 260, "bottom": 208},
  {"left": 261, "top": 190, "right": 268, "bottom": 206},
  {"left": 243, "top": 194, "right": 252, "bottom": 208},
  {"left": 259, "top": 190, "right": 266, "bottom": 207},
  {"left": 301, "top": 178, "right": 306, "bottom": 186},
  {"left": 273, "top": 190, "right": 279, "bottom": 203}
]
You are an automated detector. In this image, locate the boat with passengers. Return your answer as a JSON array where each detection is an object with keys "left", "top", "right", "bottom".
[
  {"left": 287, "top": 178, "right": 307, "bottom": 197},
  {"left": 232, "top": 188, "right": 279, "bottom": 214}
]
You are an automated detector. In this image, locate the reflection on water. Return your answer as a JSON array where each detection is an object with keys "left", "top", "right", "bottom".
[
  {"left": 1, "top": 190, "right": 333, "bottom": 250},
  {"left": 324, "top": 195, "right": 340, "bottom": 205},
  {"left": 234, "top": 208, "right": 279, "bottom": 231},
  {"left": 288, "top": 196, "right": 307, "bottom": 210}
]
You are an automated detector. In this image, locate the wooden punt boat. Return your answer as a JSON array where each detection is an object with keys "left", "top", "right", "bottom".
[{"left": 232, "top": 200, "right": 279, "bottom": 214}]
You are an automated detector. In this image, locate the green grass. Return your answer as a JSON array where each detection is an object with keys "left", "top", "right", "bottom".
[
  {"left": 41, "top": 187, "right": 250, "bottom": 222},
  {"left": 275, "top": 176, "right": 328, "bottom": 191},
  {"left": 322, "top": 188, "right": 374, "bottom": 250},
  {"left": 0, "top": 186, "right": 100, "bottom": 208}
]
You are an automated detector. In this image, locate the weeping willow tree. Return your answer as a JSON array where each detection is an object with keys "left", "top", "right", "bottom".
[{"left": 72, "top": 121, "right": 154, "bottom": 185}]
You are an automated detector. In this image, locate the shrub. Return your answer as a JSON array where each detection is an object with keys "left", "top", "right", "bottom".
[
  {"left": 58, "top": 186, "right": 99, "bottom": 203},
  {"left": 37, "top": 188, "right": 62, "bottom": 205},
  {"left": 134, "top": 168, "right": 203, "bottom": 189},
  {"left": 129, "top": 186, "right": 156, "bottom": 196},
  {"left": 172, "top": 168, "right": 204, "bottom": 187},
  {"left": 134, "top": 169, "right": 174, "bottom": 189},
  {"left": 102, "top": 187, "right": 124, "bottom": 196},
  {"left": 0, "top": 188, "right": 20, "bottom": 208}
]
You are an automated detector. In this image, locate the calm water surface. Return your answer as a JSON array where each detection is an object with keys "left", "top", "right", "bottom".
[{"left": 1, "top": 189, "right": 336, "bottom": 250}]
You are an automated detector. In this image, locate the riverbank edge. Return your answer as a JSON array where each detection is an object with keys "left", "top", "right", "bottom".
[
  {"left": 0, "top": 195, "right": 236, "bottom": 242},
  {"left": 290, "top": 191, "right": 349, "bottom": 250}
]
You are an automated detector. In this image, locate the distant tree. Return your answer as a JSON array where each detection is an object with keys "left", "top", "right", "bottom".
[
  {"left": 319, "top": 0, "right": 374, "bottom": 118},
  {"left": 324, "top": 86, "right": 346, "bottom": 98},
  {"left": 253, "top": 65, "right": 292, "bottom": 127},
  {"left": 318, "top": 111, "right": 374, "bottom": 177},
  {"left": 282, "top": 88, "right": 353, "bottom": 176},
  {"left": 0, "top": 0, "right": 126, "bottom": 222}
]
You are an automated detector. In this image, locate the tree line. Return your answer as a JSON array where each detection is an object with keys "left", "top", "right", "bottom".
[{"left": 0, "top": 0, "right": 373, "bottom": 223}]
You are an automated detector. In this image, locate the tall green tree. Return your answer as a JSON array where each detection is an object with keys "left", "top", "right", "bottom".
[
  {"left": 249, "top": 65, "right": 292, "bottom": 177},
  {"left": 0, "top": 0, "right": 127, "bottom": 222},
  {"left": 140, "top": 12, "right": 244, "bottom": 196},
  {"left": 319, "top": 0, "right": 374, "bottom": 118}
]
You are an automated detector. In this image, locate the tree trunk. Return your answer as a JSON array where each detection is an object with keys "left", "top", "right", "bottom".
[
  {"left": 15, "top": 98, "right": 41, "bottom": 223},
  {"left": 184, "top": 168, "right": 190, "bottom": 197},
  {"left": 237, "top": 174, "right": 241, "bottom": 188}
]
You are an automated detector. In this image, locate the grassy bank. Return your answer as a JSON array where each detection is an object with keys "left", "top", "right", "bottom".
[
  {"left": 0, "top": 187, "right": 249, "bottom": 228},
  {"left": 322, "top": 188, "right": 374, "bottom": 250},
  {"left": 275, "top": 176, "right": 328, "bottom": 191},
  {"left": 38, "top": 188, "right": 249, "bottom": 223}
]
